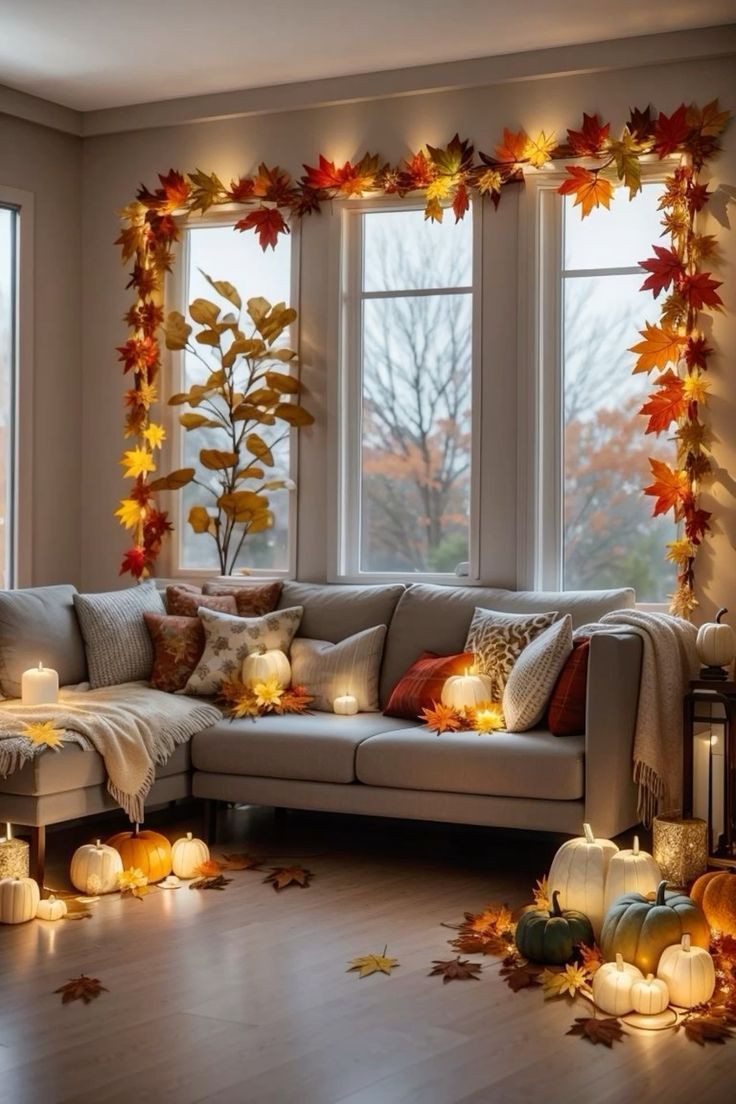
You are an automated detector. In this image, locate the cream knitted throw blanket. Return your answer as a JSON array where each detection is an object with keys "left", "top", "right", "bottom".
[
  {"left": 576, "top": 610, "right": 699, "bottom": 826},
  {"left": 0, "top": 683, "right": 221, "bottom": 823}
]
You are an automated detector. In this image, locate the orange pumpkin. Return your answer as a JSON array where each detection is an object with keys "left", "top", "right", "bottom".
[
  {"left": 106, "top": 829, "right": 172, "bottom": 883},
  {"left": 691, "top": 869, "right": 736, "bottom": 936}
]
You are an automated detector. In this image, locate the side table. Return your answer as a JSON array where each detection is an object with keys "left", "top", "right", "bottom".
[{"left": 683, "top": 679, "right": 736, "bottom": 868}]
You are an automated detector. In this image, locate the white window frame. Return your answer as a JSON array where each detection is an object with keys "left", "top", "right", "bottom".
[
  {"left": 0, "top": 185, "right": 33, "bottom": 588},
  {"left": 517, "top": 163, "right": 674, "bottom": 601},
  {"left": 160, "top": 208, "right": 299, "bottom": 581},
  {"left": 329, "top": 195, "right": 483, "bottom": 585}
]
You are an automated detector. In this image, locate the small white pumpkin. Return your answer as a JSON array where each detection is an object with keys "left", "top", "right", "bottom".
[
  {"left": 36, "top": 895, "right": 67, "bottom": 922},
  {"left": 70, "top": 838, "right": 124, "bottom": 895},
  {"left": 242, "top": 647, "right": 291, "bottom": 690},
  {"left": 630, "top": 973, "right": 670, "bottom": 1015},
  {"left": 696, "top": 608, "right": 736, "bottom": 672},
  {"left": 592, "top": 953, "right": 642, "bottom": 1015},
  {"left": 548, "top": 823, "right": 619, "bottom": 939},
  {"left": 603, "top": 836, "right": 662, "bottom": 913},
  {"left": 0, "top": 877, "right": 40, "bottom": 924},
  {"left": 441, "top": 671, "right": 494, "bottom": 711},
  {"left": 657, "top": 932, "right": 716, "bottom": 1009},
  {"left": 171, "top": 832, "right": 210, "bottom": 879}
]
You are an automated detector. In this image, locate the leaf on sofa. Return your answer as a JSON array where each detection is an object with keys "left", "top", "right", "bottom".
[{"left": 264, "top": 865, "right": 313, "bottom": 891}]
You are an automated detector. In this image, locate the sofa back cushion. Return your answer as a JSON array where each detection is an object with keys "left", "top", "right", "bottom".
[
  {"left": 279, "top": 582, "right": 405, "bottom": 644},
  {"left": 0, "top": 584, "right": 88, "bottom": 697},
  {"left": 380, "top": 582, "right": 634, "bottom": 705}
]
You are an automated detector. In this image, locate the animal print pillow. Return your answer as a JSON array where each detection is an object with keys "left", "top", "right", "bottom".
[
  {"left": 464, "top": 608, "right": 557, "bottom": 701},
  {"left": 185, "top": 606, "right": 303, "bottom": 697}
]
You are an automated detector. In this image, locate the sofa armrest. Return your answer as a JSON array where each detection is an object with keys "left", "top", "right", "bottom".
[{"left": 584, "top": 630, "right": 643, "bottom": 839}]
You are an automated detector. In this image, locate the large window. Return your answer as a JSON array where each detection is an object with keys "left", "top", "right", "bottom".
[
  {"left": 339, "top": 206, "right": 476, "bottom": 577},
  {"left": 0, "top": 205, "right": 17, "bottom": 589},
  {"left": 173, "top": 220, "right": 293, "bottom": 575}
]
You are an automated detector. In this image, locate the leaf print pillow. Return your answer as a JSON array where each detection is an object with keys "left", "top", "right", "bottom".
[{"left": 185, "top": 606, "right": 303, "bottom": 697}]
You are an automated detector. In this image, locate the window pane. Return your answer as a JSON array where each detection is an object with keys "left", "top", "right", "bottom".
[
  {"left": 0, "top": 207, "right": 16, "bottom": 588},
  {"left": 179, "top": 225, "right": 292, "bottom": 572},
  {"left": 564, "top": 183, "right": 663, "bottom": 270},
  {"left": 363, "top": 208, "right": 472, "bottom": 292},
  {"left": 563, "top": 272, "right": 674, "bottom": 602}
]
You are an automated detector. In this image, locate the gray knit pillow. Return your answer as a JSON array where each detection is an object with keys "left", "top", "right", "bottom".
[{"left": 74, "top": 581, "right": 166, "bottom": 688}]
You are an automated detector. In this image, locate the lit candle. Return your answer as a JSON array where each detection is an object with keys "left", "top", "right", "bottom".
[
  {"left": 333, "top": 693, "right": 358, "bottom": 716},
  {"left": 21, "top": 662, "right": 59, "bottom": 707}
]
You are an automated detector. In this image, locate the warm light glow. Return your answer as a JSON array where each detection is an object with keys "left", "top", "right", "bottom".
[{"left": 653, "top": 815, "right": 708, "bottom": 886}]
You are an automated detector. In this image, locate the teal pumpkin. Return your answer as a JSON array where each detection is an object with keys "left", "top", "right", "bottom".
[
  {"left": 600, "top": 880, "right": 710, "bottom": 975},
  {"left": 515, "top": 890, "right": 594, "bottom": 964}
]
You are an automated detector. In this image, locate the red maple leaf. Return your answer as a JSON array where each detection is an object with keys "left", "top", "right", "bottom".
[
  {"left": 251, "top": 163, "right": 296, "bottom": 205},
  {"left": 400, "top": 151, "right": 436, "bottom": 191},
  {"left": 452, "top": 183, "right": 470, "bottom": 222},
  {"left": 681, "top": 272, "right": 723, "bottom": 311},
  {"left": 120, "top": 547, "right": 148, "bottom": 579},
  {"left": 566, "top": 113, "right": 610, "bottom": 156},
  {"left": 644, "top": 458, "right": 688, "bottom": 517},
  {"left": 301, "top": 154, "right": 380, "bottom": 196},
  {"left": 116, "top": 336, "right": 158, "bottom": 374},
  {"left": 159, "top": 170, "right": 190, "bottom": 209},
  {"left": 227, "top": 177, "right": 255, "bottom": 203},
  {"left": 685, "top": 336, "right": 713, "bottom": 371},
  {"left": 639, "top": 245, "right": 685, "bottom": 298},
  {"left": 653, "top": 104, "right": 690, "bottom": 157},
  {"left": 687, "top": 183, "right": 711, "bottom": 213},
  {"left": 639, "top": 373, "right": 687, "bottom": 434},
  {"left": 628, "top": 105, "right": 654, "bottom": 142},
  {"left": 684, "top": 505, "right": 712, "bottom": 543},
  {"left": 235, "top": 207, "right": 290, "bottom": 251}
]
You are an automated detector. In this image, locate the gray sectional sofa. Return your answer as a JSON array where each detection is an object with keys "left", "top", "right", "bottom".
[{"left": 0, "top": 580, "right": 644, "bottom": 883}]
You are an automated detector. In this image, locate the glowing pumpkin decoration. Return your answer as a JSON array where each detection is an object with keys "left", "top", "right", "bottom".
[
  {"left": 36, "top": 895, "right": 67, "bottom": 921},
  {"left": 172, "top": 832, "right": 210, "bottom": 879},
  {"left": 657, "top": 933, "right": 715, "bottom": 1009},
  {"left": 591, "top": 953, "right": 642, "bottom": 1016},
  {"left": 106, "top": 828, "right": 172, "bottom": 883},
  {"left": 242, "top": 648, "right": 291, "bottom": 690},
  {"left": 690, "top": 868, "right": 736, "bottom": 936},
  {"left": 600, "top": 880, "right": 710, "bottom": 974},
  {"left": 548, "top": 823, "right": 618, "bottom": 938},
  {"left": 0, "top": 877, "right": 40, "bottom": 924},
  {"left": 70, "top": 838, "right": 123, "bottom": 895}
]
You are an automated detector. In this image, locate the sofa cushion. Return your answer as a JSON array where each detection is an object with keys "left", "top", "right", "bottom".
[
  {"left": 73, "top": 581, "right": 166, "bottom": 688},
  {"left": 144, "top": 613, "right": 205, "bottom": 693},
  {"left": 166, "top": 586, "right": 237, "bottom": 617},
  {"left": 290, "top": 626, "right": 387, "bottom": 712},
  {"left": 380, "top": 583, "right": 634, "bottom": 704},
  {"left": 356, "top": 726, "right": 585, "bottom": 801},
  {"left": 191, "top": 713, "right": 416, "bottom": 784},
  {"left": 0, "top": 585, "right": 88, "bottom": 697},
  {"left": 279, "top": 582, "right": 404, "bottom": 643},
  {"left": 0, "top": 742, "right": 191, "bottom": 797}
]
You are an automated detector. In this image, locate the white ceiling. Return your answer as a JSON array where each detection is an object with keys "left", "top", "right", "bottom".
[{"left": 0, "top": 0, "right": 733, "bottom": 112}]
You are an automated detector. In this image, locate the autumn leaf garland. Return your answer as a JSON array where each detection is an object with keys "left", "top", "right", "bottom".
[{"left": 117, "top": 103, "right": 730, "bottom": 612}]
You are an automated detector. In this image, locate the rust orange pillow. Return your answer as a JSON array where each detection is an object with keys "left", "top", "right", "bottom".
[
  {"left": 547, "top": 637, "right": 590, "bottom": 736},
  {"left": 202, "top": 580, "right": 283, "bottom": 617},
  {"left": 144, "top": 612, "right": 206, "bottom": 693},
  {"left": 384, "top": 651, "right": 476, "bottom": 720},
  {"left": 165, "top": 585, "right": 238, "bottom": 618}
]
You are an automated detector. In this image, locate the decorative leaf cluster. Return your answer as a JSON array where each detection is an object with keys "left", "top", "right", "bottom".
[
  {"left": 218, "top": 675, "right": 314, "bottom": 719},
  {"left": 420, "top": 700, "right": 505, "bottom": 734}
]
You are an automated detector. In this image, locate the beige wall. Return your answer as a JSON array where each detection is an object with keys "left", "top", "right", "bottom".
[{"left": 0, "top": 112, "right": 82, "bottom": 587}]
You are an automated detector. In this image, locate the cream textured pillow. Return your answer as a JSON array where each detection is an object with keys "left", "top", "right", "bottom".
[
  {"left": 464, "top": 608, "right": 557, "bottom": 700},
  {"left": 185, "top": 606, "right": 303, "bottom": 696},
  {"left": 503, "top": 615, "right": 573, "bottom": 732},
  {"left": 290, "top": 625, "right": 387, "bottom": 712}
]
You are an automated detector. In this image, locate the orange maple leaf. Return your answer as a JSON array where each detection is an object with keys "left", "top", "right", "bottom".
[
  {"left": 629, "top": 323, "right": 684, "bottom": 374},
  {"left": 639, "top": 373, "right": 687, "bottom": 434},
  {"left": 494, "top": 128, "right": 528, "bottom": 164},
  {"left": 558, "top": 167, "right": 613, "bottom": 217},
  {"left": 420, "top": 702, "right": 463, "bottom": 734},
  {"left": 644, "top": 458, "right": 689, "bottom": 517},
  {"left": 566, "top": 113, "right": 610, "bottom": 156}
]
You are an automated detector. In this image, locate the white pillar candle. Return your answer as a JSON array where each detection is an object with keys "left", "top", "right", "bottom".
[
  {"left": 21, "top": 662, "right": 59, "bottom": 707},
  {"left": 334, "top": 694, "right": 358, "bottom": 716}
]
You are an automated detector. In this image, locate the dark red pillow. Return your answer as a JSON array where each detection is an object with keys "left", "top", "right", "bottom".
[
  {"left": 547, "top": 637, "right": 590, "bottom": 736},
  {"left": 144, "top": 613, "right": 206, "bottom": 693},
  {"left": 384, "top": 651, "right": 476, "bottom": 720}
]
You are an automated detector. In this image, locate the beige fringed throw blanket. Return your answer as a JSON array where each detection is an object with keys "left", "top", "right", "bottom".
[
  {"left": 576, "top": 610, "right": 699, "bottom": 826},
  {"left": 0, "top": 683, "right": 221, "bottom": 823}
]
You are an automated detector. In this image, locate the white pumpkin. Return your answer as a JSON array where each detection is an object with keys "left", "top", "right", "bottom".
[
  {"left": 70, "top": 839, "right": 124, "bottom": 895},
  {"left": 548, "top": 823, "right": 619, "bottom": 939},
  {"left": 657, "top": 933, "right": 716, "bottom": 1009},
  {"left": 242, "top": 647, "right": 291, "bottom": 690},
  {"left": 603, "top": 836, "right": 662, "bottom": 913},
  {"left": 630, "top": 973, "right": 670, "bottom": 1015},
  {"left": 0, "top": 877, "right": 40, "bottom": 924},
  {"left": 171, "top": 832, "right": 210, "bottom": 879},
  {"left": 36, "top": 895, "right": 67, "bottom": 921},
  {"left": 441, "top": 671, "right": 494, "bottom": 711},
  {"left": 592, "top": 953, "right": 642, "bottom": 1015},
  {"left": 696, "top": 608, "right": 736, "bottom": 671}
]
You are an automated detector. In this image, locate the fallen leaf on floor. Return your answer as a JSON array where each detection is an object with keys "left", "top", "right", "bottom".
[
  {"left": 54, "top": 975, "right": 108, "bottom": 1005},
  {"left": 347, "top": 947, "right": 399, "bottom": 978},
  {"left": 194, "top": 859, "right": 226, "bottom": 877},
  {"left": 189, "top": 874, "right": 232, "bottom": 891},
  {"left": 429, "top": 956, "right": 482, "bottom": 983},
  {"left": 542, "top": 964, "right": 589, "bottom": 999},
  {"left": 680, "top": 1014, "right": 735, "bottom": 1045},
  {"left": 499, "top": 956, "right": 543, "bottom": 992},
  {"left": 577, "top": 943, "right": 604, "bottom": 976},
  {"left": 264, "top": 865, "right": 313, "bottom": 891},
  {"left": 450, "top": 932, "right": 510, "bottom": 957},
  {"left": 222, "top": 853, "right": 263, "bottom": 870},
  {"left": 567, "top": 1016, "right": 627, "bottom": 1047}
]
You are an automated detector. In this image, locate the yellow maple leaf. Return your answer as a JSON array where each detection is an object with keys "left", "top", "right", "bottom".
[
  {"left": 142, "top": 423, "right": 166, "bottom": 449},
  {"left": 425, "top": 176, "right": 453, "bottom": 202},
  {"left": 117, "top": 867, "right": 148, "bottom": 892},
  {"left": 253, "top": 678, "right": 284, "bottom": 708},
  {"left": 542, "top": 963, "right": 588, "bottom": 999},
  {"left": 669, "top": 583, "right": 698, "bottom": 619},
  {"left": 666, "top": 538, "right": 694, "bottom": 566},
  {"left": 524, "top": 131, "right": 557, "bottom": 168},
  {"left": 682, "top": 375, "right": 710, "bottom": 404},
  {"left": 23, "top": 720, "right": 64, "bottom": 751},
  {"left": 347, "top": 947, "right": 399, "bottom": 978},
  {"left": 476, "top": 168, "right": 502, "bottom": 195},
  {"left": 115, "top": 498, "right": 145, "bottom": 530},
  {"left": 472, "top": 703, "right": 505, "bottom": 733},
  {"left": 120, "top": 447, "right": 155, "bottom": 479}
]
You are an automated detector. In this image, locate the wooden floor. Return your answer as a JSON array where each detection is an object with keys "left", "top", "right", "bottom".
[{"left": 0, "top": 805, "right": 734, "bottom": 1104}]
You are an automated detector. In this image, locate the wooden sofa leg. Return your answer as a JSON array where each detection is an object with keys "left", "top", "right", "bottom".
[
  {"left": 29, "top": 826, "right": 46, "bottom": 889},
  {"left": 203, "top": 800, "right": 218, "bottom": 845}
]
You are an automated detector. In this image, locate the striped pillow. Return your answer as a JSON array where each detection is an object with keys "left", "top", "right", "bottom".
[
  {"left": 290, "top": 626, "right": 387, "bottom": 712},
  {"left": 384, "top": 651, "right": 475, "bottom": 720},
  {"left": 547, "top": 637, "right": 590, "bottom": 736}
]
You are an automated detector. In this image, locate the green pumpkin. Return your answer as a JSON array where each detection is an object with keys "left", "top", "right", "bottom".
[
  {"left": 515, "top": 890, "right": 594, "bottom": 964},
  {"left": 600, "top": 880, "right": 710, "bottom": 975}
]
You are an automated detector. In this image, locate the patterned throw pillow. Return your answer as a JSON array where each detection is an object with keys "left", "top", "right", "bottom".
[
  {"left": 464, "top": 608, "right": 557, "bottom": 700},
  {"left": 73, "top": 580, "right": 166, "bottom": 689},
  {"left": 502, "top": 615, "right": 573, "bottom": 732},
  {"left": 144, "top": 613, "right": 205, "bottom": 693},
  {"left": 165, "top": 585, "right": 237, "bottom": 618},
  {"left": 547, "top": 637, "right": 590, "bottom": 736},
  {"left": 202, "top": 580, "right": 283, "bottom": 617},
  {"left": 384, "top": 651, "right": 476, "bottom": 720},
  {"left": 185, "top": 606, "right": 303, "bottom": 696},
  {"left": 290, "top": 626, "right": 388, "bottom": 712}
]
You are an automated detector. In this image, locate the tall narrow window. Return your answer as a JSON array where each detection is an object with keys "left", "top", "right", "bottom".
[
  {"left": 0, "top": 205, "right": 17, "bottom": 588},
  {"left": 561, "top": 183, "right": 674, "bottom": 602},
  {"left": 174, "top": 222, "right": 293, "bottom": 575},
  {"left": 342, "top": 206, "right": 475, "bottom": 577}
]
